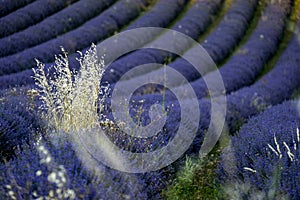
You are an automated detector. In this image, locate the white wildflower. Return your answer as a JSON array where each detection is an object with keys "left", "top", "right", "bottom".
[
  {"left": 33, "top": 191, "right": 38, "bottom": 197},
  {"left": 243, "top": 167, "right": 257, "bottom": 173},
  {"left": 267, "top": 143, "right": 279, "bottom": 157},
  {"left": 36, "top": 170, "right": 42, "bottom": 176},
  {"left": 5, "top": 185, "right": 11, "bottom": 189},
  {"left": 38, "top": 145, "right": 45, "bottom": 151},
  {"left": 64, "top": 189, "right": 76, "bottom": 199},
  {"left": 297, "top": 127, "right": 300, "bottom": 143},
  {"left": 274, "top": 134, "right": 282, "bottom": 158},
  {"left": 283, "top": 141, "right": 295, "bottom": 162},
  {"left": 47, "top": 172, "right": 57, "bottom": 183},
  {"left": 48, "top": 190, "right": 54, "bottom": 198}
]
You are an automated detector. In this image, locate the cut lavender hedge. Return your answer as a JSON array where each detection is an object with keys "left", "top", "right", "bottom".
[
  {"left": 0, "top": 0, "right": 78, "bottom": 39},
  {"left": 127, "top": 29, "right": 300, "bottom": 197},
  {"left": 219, "top": 100, "right": 300, "bottom": 199},
  {"left": 0, "top": 2, "right": 299, "bottom": 199},
  {"left": 110, "top": 0, "right": 258, "bottom": 94},
  {"left": 201, "top": 0, "right": 258, "bottom": 64},
  {"left": 0, "top": 0, "right": 149, "bottom": 76},
  {"left": 200, "top": 23, "right": 300, "bottom": 136},
  {"left": 96, "top": 0, "right": 188, "bottom": 65},
  {"left": 126, "top": 0, "right": 186, "bottom": 30},
  {"left": 0, "top": 0, "right": 36, "bottom": 18},
  {"left": 0, "top": 0, "right": 187, "bottom": 89},
  {"left": 193, "top": 0, "right": 291, "bottom": 96},
  {"left": 131, "top": 0, "right": 291, "bottom": 106},
  {"left": 127, "top": 16, "right": 300, "bottom": 154},
  {"left": 169, "top": 0, "right": 258, "bottom": 78},
  {"left": 102, "top": 0, "right": 223, "bottom": 84},
  {"left": 0, "top": 0, "right": 116, "bottom": 57},
  {"left": 225, "top": 36, "right": 300, "bottom": 131}
]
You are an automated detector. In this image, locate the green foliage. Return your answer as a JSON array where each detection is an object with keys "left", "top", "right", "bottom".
[{"left": 163, "top": 152, "right": 224, "bottom": 200}]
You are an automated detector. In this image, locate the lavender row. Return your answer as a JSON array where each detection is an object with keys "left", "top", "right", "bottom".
[
  {"left": 180, "top": 0, "right": 291, "bottom": 98},
  {"left": 192, "top": 27, "right": 300, "bottom": 139},
  {"left": 133, "top": 0, "right": 291, "bottom": 106},
  {"left": 126, "top": 0, "right": 186, "bottom": 29},
  {"left": 142, "top": 26, "right": 300, "bottom": 196},
  {"left": 0, "top": 0, "right": 149, "bottom": 77},
  {"left": 0, "top": 2, "right": 216, "bottom": 86},
  {"left": 0, "top": 0, "right": 185, "bottom": 152},
  {"left": 0, "top": 0, "right": 79, "bottom": 39},
  {"left": 165, "top": 0, "right": 258, "bottom": 78},
  {"left": 225, "top": 46, "right": 300, "bottom": 131},
  {"left": 0, "top": 0, "right": 36, "bottom": 18},
  {"left": 101, "top": 0, "right": 223, "bottom": 84},
  {"left": 219, "top": 100, "right": 300, "bottom": 199},
  {"left": 0, "top": 0, "right": 117, "bottom": 57},
  {"left": 0, "top": 0, "right": 188, "bottom": 89},
  {"left": 125, "top": 18, "right": 300, "bottom": 156},
  {"left": 111, "top": 0, "right": 258, "bottom": 94},
  {"left": 201, "top": 0, "right": 258, "bottom": 64},
  {"left": 2, "top": 29, "right": 299, "bottom": 200},
  {"left": 3, "top": 38, "right": 299, "bottom": 198},
  {"left": 0, "top": 90, "right": 39, "bottom": 159},
  {"left": 96, "top": 0, "right": 188, "bottom": 66}
]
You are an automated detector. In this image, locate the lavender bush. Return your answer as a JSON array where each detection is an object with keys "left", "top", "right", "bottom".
[{"left": 219, "top": 100, "right": 300, "bottom": 199}]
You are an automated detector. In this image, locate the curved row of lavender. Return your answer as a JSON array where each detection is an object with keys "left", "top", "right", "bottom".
[
  {"left": 139, "top": 17, "right": 300, "bottom": 198},
  {"left": 0, "top": 0, "right": 116, "bottom": 57},
  {"left": 0, "top": 0, "right": 150, "bottom": 76},
  {"left": 0, "top": 0, "right": 188, "bottom": 89},
  {"left": 0, "top": 0, "right": 190, "bottom": 156},
  {"left": 109, "top": 0, "right": 258, "bottom": 95},
  {"left": 1, "top": 16, "right": 299, "bottom": 200},
  {"left": 127, "top": 0, "right": 291, "bottom": 106},
  {"left": 201, "top": 0, "right": 258, "bottom": 64},
  {"left": 102, "top": 0, "right": 223, "bottom": 84},
  {"left": 109, "top": 16, "right": 299, "bottom": 158},
  {"left": 0, "top": 0, "right": 36, "bottom": 18},
  {"left": 0, "top": 0, "right": 218, "bottom": 88},
  {"left": 218, "top": 100, "right": 300, "bottom": 199},
  {"left": 0, "top": 0, "right": 79, "bottom": 39},
  {"left": 0, "top": 0, "right": 299, "bottom": 199},
  {"left": 160, "top": 17, "right": 300, "bottom": 152}
]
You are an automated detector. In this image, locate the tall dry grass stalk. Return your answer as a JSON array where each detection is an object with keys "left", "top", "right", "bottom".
[{"left": 32, "top": 44, "right": 107, "bottom": 134}]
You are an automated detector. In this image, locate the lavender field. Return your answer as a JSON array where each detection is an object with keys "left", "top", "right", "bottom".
[{"left": 0, "top": 0, "right": 300, "bottom": 199}]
